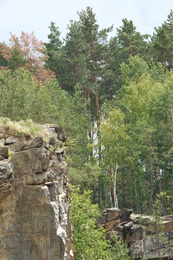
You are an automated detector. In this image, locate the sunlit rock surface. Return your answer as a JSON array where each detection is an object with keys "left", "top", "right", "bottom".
[{"left": 0, "top": 124, "right": 73, "bottom": 260}]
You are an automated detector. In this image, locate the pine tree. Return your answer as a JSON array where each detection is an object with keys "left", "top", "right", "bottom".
[{"left": 151, "top": 9, "right": 173, "bottom": 70}]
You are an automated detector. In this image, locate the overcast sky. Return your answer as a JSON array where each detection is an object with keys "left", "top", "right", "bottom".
[{"left": 0, "top": 0, "right": 172, "bottom": 44}]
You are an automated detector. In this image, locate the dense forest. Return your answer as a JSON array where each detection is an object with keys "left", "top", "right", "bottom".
[{"left": 1, "top": 7, "right": 173, "bottom": 258}]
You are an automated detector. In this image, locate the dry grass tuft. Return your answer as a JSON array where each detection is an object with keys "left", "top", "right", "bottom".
[{"left": 0, "top": 117, "right": 56, "bottom": 141}]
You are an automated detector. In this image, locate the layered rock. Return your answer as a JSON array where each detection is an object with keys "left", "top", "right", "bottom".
[
  {"left": 128, "top": 214, "right": 173, "bottom": 259},
  {"left": 98, "top": 208, "right": 173, "bottom": 259},
  {"left": 0, "top": 123, "right": 73, "bottom": 260}
]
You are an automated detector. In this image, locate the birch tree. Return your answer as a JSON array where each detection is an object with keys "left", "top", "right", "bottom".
[{"left": 99, "top": 108, "right": 128, "bottom": 208}]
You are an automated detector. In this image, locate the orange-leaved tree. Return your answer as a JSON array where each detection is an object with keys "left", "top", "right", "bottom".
[{"left": 1, "top": 32, "right": 54, "bottom": 84}]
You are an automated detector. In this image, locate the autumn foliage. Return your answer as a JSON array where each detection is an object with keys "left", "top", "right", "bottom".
[{"left": 1, "top": 32, "right": 54, "bottom": 83}]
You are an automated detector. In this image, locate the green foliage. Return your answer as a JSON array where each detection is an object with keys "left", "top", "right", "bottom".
[
  {"left": 116, "top": 18, "right": 148, "bottom": 58},
  {"left": 121, "top": 55, "right": 149, "bottom": 86},
  {"left": 8, "top": 46, "right": 26, "bottom": 70},
  {"left": 70, "top": 186, "right": 111, "bottom": 260},
  {"left": 70, "top": 186, "right": 132, "bottom": 260},
  {"left": 0, "top": 68, "right": 34, "bottom": 119},
  {"left": 44, "top": 22, "right": 63, "bottom": 81},
  {"left": 103, "top": 19, "right": 148, "bottom": 96},
  {"left": 151, "top": 9, "right": 173, "bottom": 70},
  {"left": 69, "top": 163, "right": 101, "bottom": 188},
  {"left": 99, "top": 108, "right": 129, "bottom": 207},
  {"left": 109, "top": 232, "right": 133, "bottom": 260},
  {"left": 0, "top": 44, "right": 7, "bottom": 67},
  {"left": 100, "top": 108, "right": 128, "bottom": 169},
  {"left": 64, "top": 86, "right": 91, "bottom": 168},
  {"left": 99, "top": 55, "right": 173, "bottom": 212},
  {"left": 153, "top": 192, "right": 172, "bottom": 217},
  {"left": 69, "top": 163, "right": 102, "bottom": 205}
]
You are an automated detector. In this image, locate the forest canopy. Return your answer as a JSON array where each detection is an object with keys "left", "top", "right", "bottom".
[{"left": 1, "top": 6, "right": 173, "bottom": 215}]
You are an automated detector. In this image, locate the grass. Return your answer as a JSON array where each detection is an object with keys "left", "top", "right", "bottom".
[{"left": 0, "top": 117, "right": 56, "bottom": 141}]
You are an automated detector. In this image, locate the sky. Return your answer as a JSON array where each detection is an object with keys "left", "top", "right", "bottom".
[{"left": 0, "top": 0, "right": 173, "bottom": 44}]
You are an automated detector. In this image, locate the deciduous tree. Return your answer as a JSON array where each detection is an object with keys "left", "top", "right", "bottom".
[{"left": 1, "top": 32, "right": 54, "bottom": 83}]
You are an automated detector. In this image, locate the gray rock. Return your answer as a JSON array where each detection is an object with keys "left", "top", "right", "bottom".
[
  {"left": 29, "top": 136, "right": 43, "bottom": 148},
  {"left": 0, "top": 146, "right": 8, "bottom": 159},
  {"left": 0, "top": 160, "right": 12, "bottom": 184},
  {"left": 0, "top": 160, "right": 13, "bottom": 202},
  {"left": 8, "top": 140, "right": 25, "bottom": 152},
  {"left": 5, "top": 136, "right": 18, "bottom": 144}
]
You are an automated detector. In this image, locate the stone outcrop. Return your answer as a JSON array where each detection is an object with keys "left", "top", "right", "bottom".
[
  {"left": 98, "top": 208, "right": 173, "bottom": 259},
  {"left": 0, "top": 123, "right": 73, "bottom": 260}
]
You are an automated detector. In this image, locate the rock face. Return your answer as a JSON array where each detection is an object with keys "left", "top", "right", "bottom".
[
  {"left": 98, "top": 208, "right": 173, "bottom": 259},
  {"left": 0, "top": 124, "right": 73, "bottom": 260}
]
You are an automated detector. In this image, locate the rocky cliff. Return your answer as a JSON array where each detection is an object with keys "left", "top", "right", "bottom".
[
  {"left": 0, "top": 120, "right": 73, "bottom": 260},
  {"left": 98, "top": 208, "right": 173, "bottom": 259}
]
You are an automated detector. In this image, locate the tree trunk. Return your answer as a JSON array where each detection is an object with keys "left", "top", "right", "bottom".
[
  {"left": 0, "top": 84, "right": 4, "bottom": 111},
  {"left": 109, "top": 167, "right": 118, "bottom": 208},
  {"left": 121, "top": 170, "right": 125, "bottom": 208},
  {"left": 9, "top": 84, "right": 16, "bottom": 119}
]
